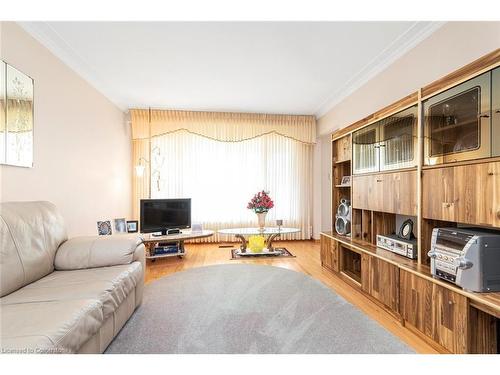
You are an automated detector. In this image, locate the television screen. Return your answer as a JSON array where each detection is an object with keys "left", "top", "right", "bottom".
[{"left": 140, "top": 199, "right": 191, "bottom": 234}]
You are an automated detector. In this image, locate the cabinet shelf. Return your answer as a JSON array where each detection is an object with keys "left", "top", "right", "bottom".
[
  {"left": 339, "top": 245, "right": 362, "bottom": 285},
  {"left": 430, "top": 119, "right": 478, "bottom": 134},
  {"left": 340, "top": 270, "right": 362, "bottom": 286},
  {"left": 322, "top": 231, "right": 419, "bottom": 271}
]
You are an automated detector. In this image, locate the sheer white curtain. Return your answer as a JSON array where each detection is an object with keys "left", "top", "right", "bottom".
[{"left": 150, "top": 131, "right": 313, "bottom": 241}]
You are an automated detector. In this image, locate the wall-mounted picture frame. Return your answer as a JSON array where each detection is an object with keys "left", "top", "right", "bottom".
[
  {"left": 340, "top": 175, "right": 351, "bottom": 186},
  {"left": 0, "top": 60, "right": 34, "bottom": 168},
  {"left": 97, "top": 220, "right": 112, "bottom": 235},
  {"left": 127, "top": 220, "right": 138, "bottom": 233},
  {"left": 114, "top": 218, "right": 127, "bottom": 234}
]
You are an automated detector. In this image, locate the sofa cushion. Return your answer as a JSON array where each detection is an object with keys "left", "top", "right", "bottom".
[
  {"left": 0, "top": 201, "right": 68, "bottom": 297},
  {"left": 55, "top": 235, "right": 143, "bottom": 270},
  {"left": 0, "top": 299, "right": 103, "bottom": 353},
  {"left": 1, "top": 262, "right": 142, "bottom": 320}
]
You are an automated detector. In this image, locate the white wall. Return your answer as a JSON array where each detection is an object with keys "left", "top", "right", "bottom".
[
  {"left": 0, "top": 22, "right": 131, "bottom": 237},
  {"left": 313, "top": 21, "right": 500, "bottom": 236},
  {"left": 318, "top": 21, "right": 500, "bottom": 136},
  {"left": 312, "top": 134, "right": 332, "bottom": 239}
]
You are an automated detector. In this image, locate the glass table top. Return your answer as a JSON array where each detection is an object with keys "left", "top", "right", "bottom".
[{"left": 218, "top": 227, "right": 300, "bottom": 235}]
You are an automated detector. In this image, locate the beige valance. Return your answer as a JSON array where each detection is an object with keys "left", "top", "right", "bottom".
[
  {"left": 129, "top": 108, "right": 316, "bottom": 219},
  {"left": 130, "top": 109, "right": 316, "bottom": 144}
]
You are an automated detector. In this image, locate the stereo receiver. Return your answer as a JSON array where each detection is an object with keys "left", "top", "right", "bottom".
[{"left": 376, "top": 234, "right": 417, "bottom": 260}]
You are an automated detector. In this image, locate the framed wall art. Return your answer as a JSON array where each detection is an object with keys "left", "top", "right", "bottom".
[{"left": 0, "top": 60, "right": 34, "bottom": 168}]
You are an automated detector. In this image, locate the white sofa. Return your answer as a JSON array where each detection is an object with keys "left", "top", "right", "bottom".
[{"left": 0, "top": 201, "right": 145, "bottom": 354}]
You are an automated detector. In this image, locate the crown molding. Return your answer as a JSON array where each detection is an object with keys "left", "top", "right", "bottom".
[
  {"left": 314, "top": 21, "right": 445, "bottom": 118},
  {"left": 18, "top": 21, "right": 128, "bottom": 111},
  {"left": 19, "top": 21, "right": 445, "bottom": 117}
]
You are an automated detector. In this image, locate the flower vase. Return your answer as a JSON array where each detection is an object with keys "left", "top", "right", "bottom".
[{"left": 256, "top": 212, "right": 267, "bottom": 231}]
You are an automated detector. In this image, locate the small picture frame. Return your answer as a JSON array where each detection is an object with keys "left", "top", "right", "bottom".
[
  {"left": 114, "top": 218, "right": 127, "bottom": 234},
  {"left": 340, "top": 175, "right": 351, "bottom": 186},
  {"left": 127, "top": 220, "right": 139, "bottom": 233},
  {"left": 191, "top": 223, "right": 203, "bottom": 234},
  {"left": 97, "top": 221, "right": 112, "bottom": 236}
]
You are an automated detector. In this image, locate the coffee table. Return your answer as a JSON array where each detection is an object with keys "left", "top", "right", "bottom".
[{"left": 218, "top": 227, "right": 300, "bottom": 253}]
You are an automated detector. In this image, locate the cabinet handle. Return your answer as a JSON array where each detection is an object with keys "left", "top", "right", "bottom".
[
  {"left": 376, "top": 179, "right": 382, "bottom": 182},
  {"left": 495, "top": 110, "right": 500, "bottom": 114},
  {"left": 480, "top": 114, "right": 490, "bottom": 118},
  {"left": 448, "top": 300, "right": 453, "bottom": 305},
  {"left": 443, "top": 202, "right": 451, "bottom": 208},
  {"left": 488, "top": 172, "right": 494, "bottom": 176}
]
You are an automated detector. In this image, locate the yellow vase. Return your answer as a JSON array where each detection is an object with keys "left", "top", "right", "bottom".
[{"left": 248, "top": 235, "right": 265, "bottom": 253}]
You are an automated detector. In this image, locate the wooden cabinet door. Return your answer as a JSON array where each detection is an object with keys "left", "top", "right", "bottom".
[
  {"left": 371, "top": 174, "right": 384, "bottom": 212},
  {"left": 330, "top": 239, "right": 339, "bottom": 272},
  {"left": 335, "top": 135, "right": 351, "bottom": 163},
  {"left": 432, "top": 283, "right": 469, "bottom": 353},
  {"left": 361, "top": 254, "right": 399, "bottom": 313},
  {"left": 400, "top": 270, "right": 469, "bottom": 353},
  {"left": 423, "top": 162, "right": 500, "bottom": 227},
  {"left": 389, "top": 170, "right": 417, "bottom": 216},
  {"left": 478, "top": 162, "right": 500, "bottom": 227},
  {"left": 352, "top": 175, "right": 370, "bottom": 210},
  {"left": 320, "top": 235, "right": 333, "bottom": 270},
  {"left": 422, "top": 167, "right": 456, "bottom": 221},
  {"left": 353, "top": 171, "right": 416, "bottom": 215},
  {"left": 458, "top": 162, "right": 500, "bottom": 227},
  {"left": 321, "top": 236, "right": 339, "bottom": 272},
  {"left": 352, "top": 174, "right": 382, "bottom": 211}
]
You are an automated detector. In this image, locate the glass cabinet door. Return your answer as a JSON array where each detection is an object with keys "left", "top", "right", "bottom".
[
  {"left": 424, "top": 72, "right": 491, "bottom": 165},
  {"left": 379, "top": 105, "right": 418, "bottom": 171},
  {"left": 493, "top": 67, "right": 500, "bottom": 157},
  {"left": 353, "top": 122, "right": 380, "bottom": 174}
]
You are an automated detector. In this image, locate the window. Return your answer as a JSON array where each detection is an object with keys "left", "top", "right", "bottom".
[{"left": 150, "top": 131, "right": 313, "bottom": 240}]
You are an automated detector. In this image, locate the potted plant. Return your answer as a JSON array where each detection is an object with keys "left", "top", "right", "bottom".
[{"left": 247, "top": 190, "right": 274, "bottom": 230}]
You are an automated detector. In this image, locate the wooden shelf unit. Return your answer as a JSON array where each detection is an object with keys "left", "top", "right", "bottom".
[
  {"left": 322, "top": 49, "right": 500, "bottom": 354},
  {"left": 331, "top": 134, "right": 352, "bottom": 233}
]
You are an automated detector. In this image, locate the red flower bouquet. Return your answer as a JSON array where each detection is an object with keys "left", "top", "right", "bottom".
[{"left": 247, "top": 190, "right": 274, "bottom": 213}]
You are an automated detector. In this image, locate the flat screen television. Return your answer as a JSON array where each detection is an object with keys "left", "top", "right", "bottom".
[{"left": 140, "top": 198, "right": 191, "bottom": 235}]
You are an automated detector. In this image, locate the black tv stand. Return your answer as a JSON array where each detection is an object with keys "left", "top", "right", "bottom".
[{"left": 152, "top": 228, "right": 181, "bottom": 236}]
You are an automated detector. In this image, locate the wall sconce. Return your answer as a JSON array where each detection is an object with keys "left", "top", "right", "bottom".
[
  {"left": 134, "top": 146, "right": 164, "bottom": 192},
  {"left": 135, "top": 157, "right": 147, "bottom": 177},
  {"left": 134, "top": 146, "right": 162, "bottom": 177}
]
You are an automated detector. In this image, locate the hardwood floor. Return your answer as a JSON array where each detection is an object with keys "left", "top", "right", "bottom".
[{"left": 145, "top": 240, "right": 439, "bottom": 353}]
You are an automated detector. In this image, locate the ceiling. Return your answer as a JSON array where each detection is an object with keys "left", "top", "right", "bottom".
[{"left": 20, "top": 21, "right": 443, "bottom": 115}]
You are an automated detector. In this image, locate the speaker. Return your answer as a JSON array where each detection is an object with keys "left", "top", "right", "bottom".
[{"left": 335, "top": 199, "right": 351, "bottom": 235}]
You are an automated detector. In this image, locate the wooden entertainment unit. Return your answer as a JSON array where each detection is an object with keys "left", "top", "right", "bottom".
[{"left": 321, "top": 49, "right": 500, "bottom": 354}]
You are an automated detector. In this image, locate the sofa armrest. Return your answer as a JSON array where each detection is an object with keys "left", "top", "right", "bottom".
[
  {"left": 54, "top": 235, "right": 145, "bottom": 270},
  {"left": 133, "top": 242, "right": 146, "bottom": 279}
]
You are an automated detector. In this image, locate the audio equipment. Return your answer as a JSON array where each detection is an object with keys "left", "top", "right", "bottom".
[
  {"left": 376, "top": 234, "right": 418, "bottom": 259},
  {"left": 335, "top": 199, "right": 351, "bottom": 236},
  {"left": 428, "top": 227, "right": 500, "bottom": 292}
]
